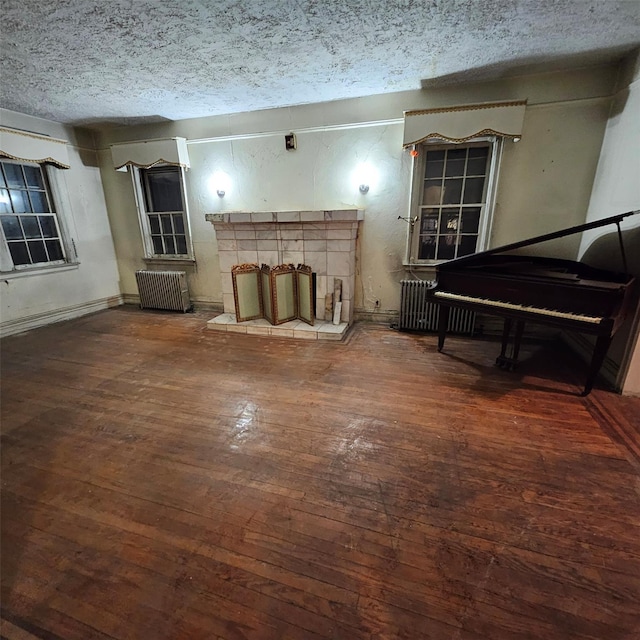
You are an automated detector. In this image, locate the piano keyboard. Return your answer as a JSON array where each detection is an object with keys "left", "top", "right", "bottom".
[{"left": 433, "top": 291, "right": 603, "bottom": 324}]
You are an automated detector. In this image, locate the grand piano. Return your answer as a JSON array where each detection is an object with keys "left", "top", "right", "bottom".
[{"left": 430, "top": 211, "right": 638, "bottom": 395}]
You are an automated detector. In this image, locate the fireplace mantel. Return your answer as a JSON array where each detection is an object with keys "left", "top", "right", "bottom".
[
  {"left": 205, "top": 209, "right": 363, "bottom": 225},
  {"left": 207, "top": 209, "right": 363, "bottom": 325}
]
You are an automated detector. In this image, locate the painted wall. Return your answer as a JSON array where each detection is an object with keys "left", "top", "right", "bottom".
[
  {"left": 0, "top": 109, "right": 121, "bottom": 336},
  {"left": 96, "top": 64, "right": 616, "bottom": 320},
  {"left": 578, "top": 50, "right": 640, "bottom": 394}
]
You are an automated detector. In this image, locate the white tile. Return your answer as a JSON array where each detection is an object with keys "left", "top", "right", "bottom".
[
  {"left": 237, "top": 251, "right": 258, "bottom": 264},
  {"left": 256, "top": 229, "right": 277, "bottom": 240},
  {"left": 218, "top": 251, "right": 239, "bottom": 272},
  {"left": 235, "top": 229, "right": 256, "bottom": 240},
  {"left": 217, "top": 239, "right": 237, "bottom": 251},
  {"left": 223, "top": 293, "right": 236, "bottom": 313},
  {"left": 251, "top": 212, "right": 274, "bottom": 223},
  {"left": 229, "top": 212, "right": 252, "bottom": 224},
  {"left": 326, "top": 229, "right": 352, "bottom": 240},
  {"left": 326, "top": 252, "right": 352, "bottom": 277},
  {"left": 326, "top": 239, "right": 352, "bottom": 252},
  {"left": 215, "top": 229, "right": 235, "bottom": 240},
  {"left": 282, "top": 251, "right": 303, "bottom": 265},
  {"left": 294, "top": 329, "right": 318, "bottom": 340},
  {"left": 304, "top": 239, "right": 327, "bottom": 252},
  {"left": 227, "top": 324, "right": 248, "bottom": 334},
  {"left": 206, "top": 322, "right": 227, "bottom": 332},
  {"left": 275, "top": 319, "right": 302, "bottom": 330},
  {"left": 257, "top": 250, "right": 279, "bottom": 266},
  {"left": 276, "top": 211, "right": 300, "bottom": 223},
  {"left": 271, "top": 328, "right": 294, "bottom": 338},
  {"left": 280, "top": 228, "right": 304, "bottom": 240},
  {"left": 237, "top": 239, "right": 257, "bottom": 251},
  {"left": 303, "top": 251, "right": 327, "bottom": 275},
  {"left": 282, "top": 239, "right": 303, "bottom": 252},
  {"left": 331, "top": 210, "right": 360, "bottom": 221},
  {"left": 303, "top": 228, "right": 327, "bottom": 240},
  {"left": 256, "top": 239, "right": 277, "bottom": 251},
  {"left": 221, "top": 275, "right": 234, "bottom": 295},
  {"left": 315, "top": 275, "right": 327, "bottom": 299},
  {"left": 300, "top": 211, "right": 325, "bottom": 222}
]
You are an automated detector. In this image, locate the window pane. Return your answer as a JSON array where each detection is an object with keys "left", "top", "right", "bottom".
[
  {"left": 148, "top": 215, "right": 161, "bottom": 234},
  {"left": 45, "top": 239, "right": 64, "bottom": 261},
  {"left": 418, "top": 235, "right": 436, "bottom": 260},
  {"left": 29, "top": 190, "right": 50, "bottom": 213},
  {"left": 8, "top": 241, "right": 30, "bottom": 265},
  {"left": 0, "top": 168, "right": 5, "bottom": 188},
  {"left": 163, "top": 236, "right": 176, "bottom": 254},
  {"left": 9, "top": 189, "right": 32, "bottom": 213},
  {"left": 28, "top": 240, "right": 47, "bottom": 263},
  {"left": 22, "top": 216, "right": 41, "bottom": 239},
  {"left": 23, "top": 165, "right": 45, "bottom": 189},
  {"left": 461, "top": 208, "right": 481, "bottom": 233},
  {"left": 423, "top": 180, "right": 443, "bottom": 205},
  {"left": 0, "top": 190, "right": 13, "bottom": 214},
  {"left": 172, "top": 214, "right": 185, "bottom": 234},
  {"left": 143, "top": 169, "right": 183, "bottom": 212},
  {"left": 1, "top": 215, "right": 23, "bottom": 240},
  {"left": 445, "top": 149, "right": 466, "bottom": 177},
  {"left": 438, "top": 235, "right": 457, "bottom": 260},
  {"left": 458, "top": 235, "right": 478, "bottom": 257},
  {"left": 160, "top": 214, "right": 173, "bottom": 233},
  {"left": 151, "top": 235, "right": 164, "bottom": 253},
  {"left": 442, "top": 179, "right": 463, "bottom": 204},
  {"left": 3, "top": 163, "right": 25, "bottom": 189},
  {"left": 467, "top": 147, "right": 489, "bottom": 175},
  {"left": 425, "top": 159, "right": 444, "bottom": 179},
  {"left": 420, "top": 211, "right": 438, "bottom": 234},
  {"left": 463, "top": 177, "right": 485, "bottom": 204},
  {"left": 39, "top": 216, "right": 57, "bottom": 238},
  {"left": 440, "top": 209, "right": 459, "bottom": 234},
  {"left": 175, "top": 235, "right": 187, "bottom": 254}
]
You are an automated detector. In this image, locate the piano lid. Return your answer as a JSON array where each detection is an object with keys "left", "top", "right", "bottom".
[{"left": 438, "top": 210, "right": 639, "bottom": 272}]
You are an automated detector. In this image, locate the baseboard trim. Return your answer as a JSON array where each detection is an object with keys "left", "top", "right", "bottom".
[{"left": 1, "top": 295, "right": 123, "bottom": 338}]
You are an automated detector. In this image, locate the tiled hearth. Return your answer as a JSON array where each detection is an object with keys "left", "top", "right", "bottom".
[{"left": 205, "top": 209, "right": 362, "bottom": 339}]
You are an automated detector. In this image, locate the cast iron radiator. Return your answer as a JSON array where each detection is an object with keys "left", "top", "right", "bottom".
[
  {"left": 398, "top": 279, "right": 476, "bottom": 333},
  {"left": 135, "top": 270, "right": 192, "bottom": 313}
]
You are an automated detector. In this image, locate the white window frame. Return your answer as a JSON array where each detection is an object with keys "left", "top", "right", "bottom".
[
  {"left": 0, "top": 159, "right": 77, "bottom": 273},
  {"left": 130, "top": 165, "right": 194, "bottom": 261},
  {"left": 406, "top": 136, "right": 504, "bottom": 265}
]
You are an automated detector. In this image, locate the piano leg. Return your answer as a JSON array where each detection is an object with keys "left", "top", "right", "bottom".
[
  {"left": 582, "top": 335, "right": 612, "bottom": 396},
  {"left": 437, "top": 305, "right": 450, "bottom": 352},
  {"left": 496, "top": 319, "right": 525, "bottom": 371},
  {"left": 496, "top": 319, "right": 513, "bottom": 368}
]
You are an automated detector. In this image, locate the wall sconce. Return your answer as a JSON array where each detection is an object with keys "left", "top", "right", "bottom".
[
  {"left": 209, "top": 171, "right": 231, "bottom": 198},
  {"left": 352, "top": 162, "right": 378, "bottom": 195}
]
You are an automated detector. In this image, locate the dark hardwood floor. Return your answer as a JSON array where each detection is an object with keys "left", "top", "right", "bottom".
[{"left": 1, "top": 307, "right": 639, "bottom": 640}]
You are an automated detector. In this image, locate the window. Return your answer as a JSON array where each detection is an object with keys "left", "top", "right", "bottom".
[
  {"left": 134, "top": 166, "right": 192, "bottom": 258},
  {"left": 408, "top": 138, "right": 502, "bottom": 264},
  {"left": 0, "top": 160, "right": 66, "bottom": 268}
]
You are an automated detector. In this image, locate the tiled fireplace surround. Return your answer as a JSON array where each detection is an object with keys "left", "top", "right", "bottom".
[{"left": 205, "top": 210, "right": 363, "bottom": 338}]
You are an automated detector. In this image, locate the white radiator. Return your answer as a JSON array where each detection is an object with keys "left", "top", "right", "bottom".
[
  {"left": 135, "top": 270, "right": 191, "bottom": 313},
  {"left": 399, "top": 279, "right": 476, "bottom": 334}
]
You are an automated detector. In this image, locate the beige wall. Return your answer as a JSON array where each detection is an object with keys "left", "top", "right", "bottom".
[
  {"left": 96, "top": 64, "right": 616, "bottom": 319},
  {"left": 0, "top": 109, "right": 121, "bottom": 336},
  {"left": 579, "top": 50, "right": 640, "bottom": 394}
]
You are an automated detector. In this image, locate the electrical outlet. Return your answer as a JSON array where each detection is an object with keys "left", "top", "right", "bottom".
[{"left": 375, "top": 300, "right": 380, "bottom": 308}]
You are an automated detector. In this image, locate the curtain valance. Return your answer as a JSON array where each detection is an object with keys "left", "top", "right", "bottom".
[
  {"left": 0, "top": 127, "right": 70, "bottom": 169},
  {"left": 403, "top": 100, "right": 526, "bottom": 147},
  {"left": 110, "top": 137, "right": 190, "bottom": 171}
]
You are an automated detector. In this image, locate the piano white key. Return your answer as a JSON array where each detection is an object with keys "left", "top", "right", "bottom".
[{"left": 433, "top": 291, "right": 603, "bottom": 324}]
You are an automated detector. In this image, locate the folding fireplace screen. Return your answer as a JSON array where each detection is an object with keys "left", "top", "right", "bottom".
[{"left": 232, "top": 263, "right": 315, "bottom": 326}]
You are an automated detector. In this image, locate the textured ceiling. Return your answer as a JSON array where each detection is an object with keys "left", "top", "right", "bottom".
[{"left": 1, "top": 0, "right": 639, "bottom": 127}]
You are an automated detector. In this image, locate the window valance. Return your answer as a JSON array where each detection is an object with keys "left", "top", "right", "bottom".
[
  {"left": 110, "top": 137, "right": 190, "bottom": 171},
  {"left": 0, "top": 127, "right": 70, "bottom": 169},
  {"left": 402, "top": 100, "right": 527, "bottom": 147}
]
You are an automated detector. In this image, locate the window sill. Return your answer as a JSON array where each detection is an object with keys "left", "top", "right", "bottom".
[
  {"left": 1, "top": 261, "right": 80, "bottom": 280},
  {"left": 143, "top": 257, "right": 196, "bottom": 268}
]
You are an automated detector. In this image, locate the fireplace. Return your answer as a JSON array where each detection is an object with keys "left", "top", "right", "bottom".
[{"left": 205, "top": 210, "right": 362, "bottom": 335}]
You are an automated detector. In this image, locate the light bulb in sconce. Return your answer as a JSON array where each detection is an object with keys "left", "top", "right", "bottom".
[
  {"left": 209, "top": 171, "right": 231, "bottom": 198},
  {"left": 352, "top": 162, "right": 378, "bottom": 195}
]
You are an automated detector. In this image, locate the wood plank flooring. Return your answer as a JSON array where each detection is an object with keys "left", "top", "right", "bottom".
[{"left": 1, "top": 306, "right": 639, "bottom": 640}]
